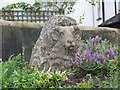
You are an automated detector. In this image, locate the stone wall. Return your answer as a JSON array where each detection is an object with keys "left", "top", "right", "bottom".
[
  {"left": 0, "top": 19, "right": 119, "bottom": 62},
  {"left": 0, "top": 20, "right": 43, "bottom": 61},
  {"left": 76, "top": 26, "right": 119, "bottom": 46}
]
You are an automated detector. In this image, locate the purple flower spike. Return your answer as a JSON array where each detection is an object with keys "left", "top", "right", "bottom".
[
  {"left": 90, "top": 38, "right": 94, "bottom": 46},
  {"left": 75, "top": 36, "right": 118, "bottom": 70},
  {"left": 97, "top": 60, "right": 101, "bottom": 64},
  {"left": 109, "top": 43, "right": 117, "bottom": 61},
  {"left": 76, "top": 47, "right": 81, "bottom": 57},
  {"left": 95, "top": 36, "right": 99, "bottom": 40},
  {"left": 89, "top": 56, "right": 93, "bottom": 62},
  {"left": 94, "top": 36, "right": 99, "bottom": 45},
  {"left": 79, "top": 61, "right": 83, "bottom": 66},
  {"left": 96, "top": 55, "right": 100, "bottom": 61},
  {"left": 110, "top": 44, "right": 114, "bottom": 55},
  {"left": 89, "top": 50, "right": 93, "bottom": 62},
  {"left": 80, "top": 54, "right": 84, "bottom": 58},
  {"left": 104, "top": 49, "right": 110, "bottom": 54},
  {"left": 106, "top": 55, "right": 109, "bottom": 59}
]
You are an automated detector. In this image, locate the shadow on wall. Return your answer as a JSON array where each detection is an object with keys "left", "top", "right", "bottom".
[{"left": 0, "top": 20, "right": 43, "bottom": 62}]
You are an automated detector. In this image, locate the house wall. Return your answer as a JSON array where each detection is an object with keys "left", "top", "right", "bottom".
[
  {"left": 66, "top": 0, "right": 95, "bottom": 26},
  {"left": 67, "top": 0, "right": 120, "bottom": 27},
  {"left": 0, "top": 0, "right": 120, "bottom": 26},
  {"left": 95, "top": 0, "right": 120, "bottom": 26}
]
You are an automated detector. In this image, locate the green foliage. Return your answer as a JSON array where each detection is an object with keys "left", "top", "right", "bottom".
[
  {"left": 79, "top": 14, "right": 84, "bottom": 24},
  {"left": 0, "top": 59, "right": 2, "bottom": 89},
  {"left": 35, "top": 0, "right": 77, "bottom": 14},
  {"left": 76, "top": 79, "right": 92, "bottom": 88},
  {"left": 81, "top": 71, "right": 118, "bottom": 88},
  {"left": 86, "top": 0, "right": 98, "bottom": 6},
  {"left": 2, "top": 54, "right": 69, "bottom": 88},
  {"left": 1, "top": 1, "right": 76, "bottom": 14}
]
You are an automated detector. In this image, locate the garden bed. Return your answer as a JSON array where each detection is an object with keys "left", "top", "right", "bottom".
[{"left": 1, "top": 36, "right": 119, "bottom": 88}]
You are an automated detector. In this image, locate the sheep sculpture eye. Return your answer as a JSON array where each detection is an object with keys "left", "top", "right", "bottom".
[
  {"left": 50, "top": 31, "right": 59, "bottom": 41},
  {"left": 60, "top": 32, "right": 64, "bottom": 36}
]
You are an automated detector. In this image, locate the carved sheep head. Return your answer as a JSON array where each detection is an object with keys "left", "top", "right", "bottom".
[{"left": 51, "top": 26, "right": 79, "bottom": 50}]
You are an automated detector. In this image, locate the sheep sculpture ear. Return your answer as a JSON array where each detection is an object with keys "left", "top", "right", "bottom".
[
  {"left": 53, "top": 26, "right": 62, "bottom": 32},
  {"left": 51, "top": 26, "right": 63, "bottom": 41},
  {"left": 55, "top": 26, "right": 64, "bottom": 33},
  {"left": 72, "top": 26, "right": 81, "bottom": 39},
  {"left": 73, "top": 25, "right": 80, "bottom": 32}
]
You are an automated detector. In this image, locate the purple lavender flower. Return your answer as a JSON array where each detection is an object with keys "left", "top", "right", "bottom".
[
  {"left": 110, "top": 44, "right": 115, "bottom": 55},
  {"left": 93, "top": 53, "right": 97, "bottom": 62},
  {"left": 106, "top": 55, "right": 110, "bottom": 59},
  {"left": 95, "top": 36, "right": 99, "bottom": 40},
  {"left": 89, "top": 56, "right": 93, "bottom": 62},
  {"left": 89, "top": 50, "right": 92, "bottom": 55},
  {"left": 103, "top": 58, "right": 108, "bottom": 64},
  {"left": 80, "top": 54, "right": 84, "bottom": 58},
  {"left": 96, "top": 55, "right": 100, "bottom": 61},
  {"left": 97, "top": 60, "right": 101, "bottom": 64},
  {"left": 110, "top": 44, "right": 115, "bottom": 57},
  {"left": 75, "top": 36, "right": 118, "bottom": 70},
  {"left": 79, "top": 61, "right": 83, "bottom": 65},
  {"left": 94, "top": 36, "right": 99, "bottom": 46},
  {"left": 90, "top": 38, "right": 94, "bottom": 46},
  {"left": 76, "top": 47, "right": 81, "bottom": 57},
  {"left": 104, "top": 49, "right": 110, "bottom": 54},
  {"left": 88, "top": 50, "right": 93, "bottom": 62}
]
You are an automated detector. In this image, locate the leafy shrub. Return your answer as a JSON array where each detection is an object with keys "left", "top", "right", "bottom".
[
  {"left": 0, "top": 59, "right": 2, "bottom": 89},
  {"left": 75, "top": 36, "right": 118, "bottom": 72},
  {"left": 2, "top": 54, "right": 69, "bottom": 88},
  {"left": 1, "top": 1, "right": 76, "bottom": 14}
]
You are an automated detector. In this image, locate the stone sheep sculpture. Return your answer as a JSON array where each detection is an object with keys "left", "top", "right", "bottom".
[{"left": 30, "top": 16, "right": 79, "bottom": 70}]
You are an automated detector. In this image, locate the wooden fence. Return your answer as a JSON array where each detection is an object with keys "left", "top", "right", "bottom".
[{"left": 0, "top": 10, "right": 64, "bottom": 23}]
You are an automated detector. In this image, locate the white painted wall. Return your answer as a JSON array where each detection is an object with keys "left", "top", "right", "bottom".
[
  {"left": 67, "top": 0, "right": 120, "bottom": 26},
  {"left": 66, "top": 0, "right": 96, "bottom": 26}
]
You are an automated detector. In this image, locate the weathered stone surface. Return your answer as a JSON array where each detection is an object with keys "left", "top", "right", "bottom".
[
  {"left": 30, "top": 16, "right": 77, "bottom": 69},
  {"left": 40, "top": 15, "right": 77, "bottom": 37},
  {"left": 31, "top": 26, "right": 79, "bottom": 69},
  {"left": 74, "top": 26, "right": 119, "bottom": 46},
  {"left": 0, "top": 20, "right": 43, "bottom": 61}
]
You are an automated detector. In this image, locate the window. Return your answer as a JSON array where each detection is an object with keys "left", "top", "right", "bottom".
[
  {"left": 97, "top": 0, "right": 102, "bottom": 21},
  {"left": 118, "top": 1, "right": 120, "bottom": 13}
]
